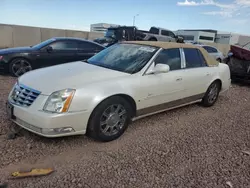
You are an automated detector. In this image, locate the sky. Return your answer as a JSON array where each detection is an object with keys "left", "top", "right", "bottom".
[{"left": 1, "top": 0, "right": 250, "bottom": 34}]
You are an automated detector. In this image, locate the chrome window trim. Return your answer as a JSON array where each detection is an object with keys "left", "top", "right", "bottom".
[{"left": 180, "top": 48, "right": 186, "bottom": 68}]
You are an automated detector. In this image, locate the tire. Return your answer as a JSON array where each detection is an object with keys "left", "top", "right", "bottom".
[
  {"left": 87, "top": 96, "right": 133, "bottom": 142},
  {"left": 149, "top": 38, "right": 157, "bottom": 41},
  {"left": 9, "top": 58, "right": 32, "bottom": 77},
  {"left": 201, "top": 81, "right": 220, "bottom": 107}
]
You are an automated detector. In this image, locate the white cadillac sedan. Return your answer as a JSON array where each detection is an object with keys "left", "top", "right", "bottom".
[{"left": 6, "top": 41, "right": 231, "bottom": 142}]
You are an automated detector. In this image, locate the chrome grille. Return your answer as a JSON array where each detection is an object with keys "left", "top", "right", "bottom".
[{"left": 10, "top": 84, "right": 41, "bottom": 107}]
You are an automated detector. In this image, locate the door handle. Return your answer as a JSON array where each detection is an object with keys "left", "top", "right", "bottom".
[
  {"left": 176, "top": 77, "right": 182, "bottom": 81},
  {"left": 206, "top": 73, "right": 210, "bottom": 76}
]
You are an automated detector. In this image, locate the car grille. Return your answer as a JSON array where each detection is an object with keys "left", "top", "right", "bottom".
[{"left": 10, "top": 84, "right": 41, "bottom": 107}]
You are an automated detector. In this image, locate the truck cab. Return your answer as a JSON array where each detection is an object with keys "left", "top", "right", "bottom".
[
  {"left": 93, "top": 26, "right": 184, "bottom": 47},
  {"left": 94, "top": 26, "right": 139, "bottom": 47},
  {"left": 144, "top": 27, "right": 182, "bottom": 42}
]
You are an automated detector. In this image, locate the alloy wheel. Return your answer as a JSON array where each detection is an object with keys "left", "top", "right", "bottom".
[
  {"left": 100, "top": 104, "right": 127, "bottom": 136},
  {"left": 12, "top": 59, "right": 32, "bottom": 77},
  {"left": 207, "top": 83, "right": 218, "bottom": 104}
]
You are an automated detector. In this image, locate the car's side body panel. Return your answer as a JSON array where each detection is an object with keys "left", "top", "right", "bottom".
[{"left": 67, "top": 44, "right": 230, "bottom": 120}]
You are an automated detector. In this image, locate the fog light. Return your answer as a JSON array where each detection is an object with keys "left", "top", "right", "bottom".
[{"left": 42, "top": 127, "right": 75, "bottom": 135}]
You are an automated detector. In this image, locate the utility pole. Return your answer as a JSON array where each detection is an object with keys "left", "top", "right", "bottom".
[{"left": 133, "top": 14, "right": 139, "bottom": 26}]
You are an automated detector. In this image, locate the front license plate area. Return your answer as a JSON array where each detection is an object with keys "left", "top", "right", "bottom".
[{"left": 6, "top": 102, "right": 15, "bottom": 120}]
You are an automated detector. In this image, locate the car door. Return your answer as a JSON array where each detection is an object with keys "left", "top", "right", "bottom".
[
  {"left": 160, "top": 30, "right": 172, "bottom": 42},
  {"left": 180, "top": 48, "right": 215, "bottom": 98},
  {"left": 36, "top": 40, "right": 78, "bottom": 67},
  {"left": 168, "top": 31, "right": 177, "bottom": 42},
  {"left": 48, "top": 40, "right": 78, "bottom": 65},
  {"left": 137, "top": 48, "right": 187, "bottom": 115},
  {"left": 76, "top": 41, "right": 105, "bottom": 61}
]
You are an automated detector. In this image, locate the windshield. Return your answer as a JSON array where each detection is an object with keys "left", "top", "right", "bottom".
[
  {"left": 32, "top": 38, "right": 56, "bottom": 49},
  {"left": 87, "top": 43, "right": 158, "bottom": 74},
  {"left": 105, "top": 29, "right": 116, "bottom": 38}
]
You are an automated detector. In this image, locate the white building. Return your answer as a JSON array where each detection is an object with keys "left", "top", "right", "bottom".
[
  {"left": 90, "top": 23, "right": 119, "bottom": 33},
  {"left": 215, "top": 31, "right": 250, "bottom": 49},
  {"left": 175, "top": 29, "right": 250, "bottom": 49},
  {"left": 175, "top": 30, "right": 216, "bottom": 43},
  {"left": 215, "top": 31, "right": 240, "bottom": 44}
]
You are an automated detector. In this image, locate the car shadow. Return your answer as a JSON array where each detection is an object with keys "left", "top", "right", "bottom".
[{"left": 232, "top": 80, "right": 250, "bottom": 88}]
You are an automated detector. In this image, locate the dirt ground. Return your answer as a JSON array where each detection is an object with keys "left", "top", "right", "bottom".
[{"left": 0, "top": 75, "right": 249, "bottom": 188}]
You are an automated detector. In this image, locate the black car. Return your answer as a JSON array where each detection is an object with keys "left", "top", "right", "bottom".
[{"left": 0, "top": 37, "right": 105, "bottom": 77}]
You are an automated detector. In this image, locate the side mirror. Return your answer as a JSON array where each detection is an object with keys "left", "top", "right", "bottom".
[
  {"left": 46, "top": 46, "right": 53, "bottom": 53},
  {"left": 151, "top": 64, "right": 170, "bottom": 74}
]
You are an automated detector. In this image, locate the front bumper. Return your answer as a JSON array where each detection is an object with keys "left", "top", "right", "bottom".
[
  {"left": 7, "top": 97, "right": 91, "bottom": 138},
  {"left": 0, "top": 61, "right": 8, "bottom": 72},
  {"left": 0, "top": 56, "right": 10, "bottom": 72}
]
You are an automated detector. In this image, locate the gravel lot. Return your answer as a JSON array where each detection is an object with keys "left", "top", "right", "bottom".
[{"left": 0, "top": 75, "right": 249, "bottom": 188}]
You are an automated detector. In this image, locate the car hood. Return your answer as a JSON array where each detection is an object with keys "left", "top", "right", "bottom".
[
  {"left": 0, "top": 46, "right": 34, "bottom": 54},
  {"left": 18, "top": 61, "right": 129, "bottom": 95}
]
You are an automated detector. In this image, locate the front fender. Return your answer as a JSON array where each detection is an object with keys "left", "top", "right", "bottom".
[{"left": 69, "top": 84, "right": 135, "bottom": 114}]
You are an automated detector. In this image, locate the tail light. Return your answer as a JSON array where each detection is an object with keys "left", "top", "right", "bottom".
[{"left": 0, "top": 56, "right": 3, "bottom": 60}]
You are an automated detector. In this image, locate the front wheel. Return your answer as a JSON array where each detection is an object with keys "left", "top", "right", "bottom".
[
  {"left": 201, "top": 81, "right": 220, "bottom": 107},
  {"left": 9, "top": 58, "right": 32, "bottom": 77},
  {"left": 87, "top": 96, "right": 132, "bottom": 142}
]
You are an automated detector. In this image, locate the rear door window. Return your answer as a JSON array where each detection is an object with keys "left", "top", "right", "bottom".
[
  {"left": 50, "top": 40, "right": 77, "bottom": 50},
  {"left": 183, "top": 48, "right": 207, "bottom": 68}
]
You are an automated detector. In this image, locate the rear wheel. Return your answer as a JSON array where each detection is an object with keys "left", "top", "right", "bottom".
[
  {"left": 201, "top": 81, "right": 220, "bottom": 107},
  {"left": 87, "top": 96, "right": 132, "bottom": 142},
  {"left": 9, "top": 58, "right": 32, "bottom": 77}
]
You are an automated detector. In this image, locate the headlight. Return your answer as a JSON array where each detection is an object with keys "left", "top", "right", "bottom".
[{"left": 43, "top": 89, "right": 75, "bottom": 113}]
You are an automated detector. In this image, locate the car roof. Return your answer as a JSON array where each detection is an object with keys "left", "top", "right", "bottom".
[
  {"left": 52, "top": 37, "right": 105, "bottom": 47},
  {"left": 122, "top": 41, "right": 219, "bottom": 66},
  {"left": 124, "top": 41, "right": 202, "bottom": 50},
  {"left": 198, "top": 44, "right": 217, "bottom": 48},
  {"left": 151, "top": 27, "right": 172, "bottom": 31}
]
